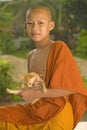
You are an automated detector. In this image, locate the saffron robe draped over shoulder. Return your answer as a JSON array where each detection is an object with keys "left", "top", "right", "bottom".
[
  {"left": 45, "top": 41, "right": 87, "bottom": 127},
  {"left": 0, "top": 41, "right": 87, "bottom": 128}
]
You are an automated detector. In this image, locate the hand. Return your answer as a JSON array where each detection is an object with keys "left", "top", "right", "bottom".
[{"left": 17, "top": 88, "right": 37, "bottom": 103}]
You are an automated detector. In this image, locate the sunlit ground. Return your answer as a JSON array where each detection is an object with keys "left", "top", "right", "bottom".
[{"left": 74, "top": 122, "right": 87, "bottom": 130}]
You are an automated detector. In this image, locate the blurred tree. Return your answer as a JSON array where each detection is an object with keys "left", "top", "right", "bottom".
[
  {"left": 0, "top": 0, "right": 87, "bottom": 52},
  {"left": 64, "top": 0, "right": 87, "bottom": 49},
  {"left": 0, "top": 59, "right": 13, "bottom": 99},
  {"left": 65, "top": 0, "right": 87, "bottom": 30},
  {"left": 0, "top": 2, "right": 16, "bottom": 54},
  {"left": 75, "top": 30, "right": 87, "bottom": 57}
]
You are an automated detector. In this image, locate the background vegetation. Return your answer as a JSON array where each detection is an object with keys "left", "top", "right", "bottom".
[
  {"left": 0, "top": 0, "right": 87, "bottom": 57},
  {"left": 0, "top": 0, "right": 87, "bottom": 100}
]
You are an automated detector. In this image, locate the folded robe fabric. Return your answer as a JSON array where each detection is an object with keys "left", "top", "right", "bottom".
[
  {"left": 45, "top": 41, "right": 87, "bottom": 128},
  {"left": 0, "top": 41, "right": 87, "bottom": 128},
  {"left": 0, "top": 102, "right": 73, "bottom": 130}
]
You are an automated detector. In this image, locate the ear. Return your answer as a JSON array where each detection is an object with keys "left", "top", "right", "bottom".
[
  {"left": 19, "top": 76, "right": 24, "bottom": 81},
  {"left": 49, "top": 21, "right": 55, "bottom": 31},
  {"left": 31, "top": 76, "right": 36, "bottom": 82}
]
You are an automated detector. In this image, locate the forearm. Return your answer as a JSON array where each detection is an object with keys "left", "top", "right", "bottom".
[
  {"left": 35, "top": 88, "right": 75, "bottom": 98},
  {"left": 18, "top": 88, "right": 75, "bottom": 102}
]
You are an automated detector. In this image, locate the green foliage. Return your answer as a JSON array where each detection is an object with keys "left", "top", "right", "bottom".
[
  {"left": 75, "top": 30, "right": 87, "bottom": 57},
  {"left": 0, "top": 32, "right": 17, "bottom": 54},
  {"left": 0, "top": 4, "right": 17, "bottom": 54},
  {"left": 0, "top": 59, "right": 13, "bottom": 98},
  {"left": 9, "top": 81, "right": 22, "bottom": 101},
  {"left": 9, "top": 37, "right": 34, "bottom": 58},
  {"left": 64, "top": 0, "right": 87, "bottom": 30},
  {"left": 0, "top": 0, "right": 87, "bottom": 53},
  {"left": 83, "top": 78, "right": 87, "bottom": 89}
]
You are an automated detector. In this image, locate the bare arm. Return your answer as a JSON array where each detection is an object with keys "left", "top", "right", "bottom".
[
  {"left": 34, "top": 88, "right": 75, "bottom": 98},
  {"left": 19, "top": 88, "right": 75, "bottom": 102}
]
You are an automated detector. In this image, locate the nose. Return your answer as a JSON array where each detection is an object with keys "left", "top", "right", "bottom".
[{"left": 32, "top": 23, "right": 38, "bottom": 31}]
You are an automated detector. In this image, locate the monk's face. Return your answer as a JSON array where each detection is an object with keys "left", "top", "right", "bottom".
[{"left": 25, "top": 8, "right": 54, "bottom": 42}]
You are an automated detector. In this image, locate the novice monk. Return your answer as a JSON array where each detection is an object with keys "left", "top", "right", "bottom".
[{"left": 0, "top": 4, "right": 87, "bottom": 130}]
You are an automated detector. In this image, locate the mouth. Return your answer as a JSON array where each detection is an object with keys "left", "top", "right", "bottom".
[{"left": 32, "top": 33, "right": 40, "bottom": 37}]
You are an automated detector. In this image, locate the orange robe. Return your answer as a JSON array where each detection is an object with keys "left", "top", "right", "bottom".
[{"left": 0, "top": 41, "right": 87, "bottom": 129}]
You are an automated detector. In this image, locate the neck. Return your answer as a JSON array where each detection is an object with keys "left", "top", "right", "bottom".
[{"left": 34, "top": 38, "right": 54, "bottom": 49}]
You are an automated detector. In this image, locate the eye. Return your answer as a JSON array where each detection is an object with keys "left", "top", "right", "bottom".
[
  {"left": 39, "top": 21, "right": 44, "bottom": 24},
  {"left": 26, "top": 21, "right": 33, "bottom": 25}
]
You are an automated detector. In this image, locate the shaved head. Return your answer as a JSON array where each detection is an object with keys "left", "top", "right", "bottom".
[{"left": 26, "top": 4, "right": 53, "bottom": 21}]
